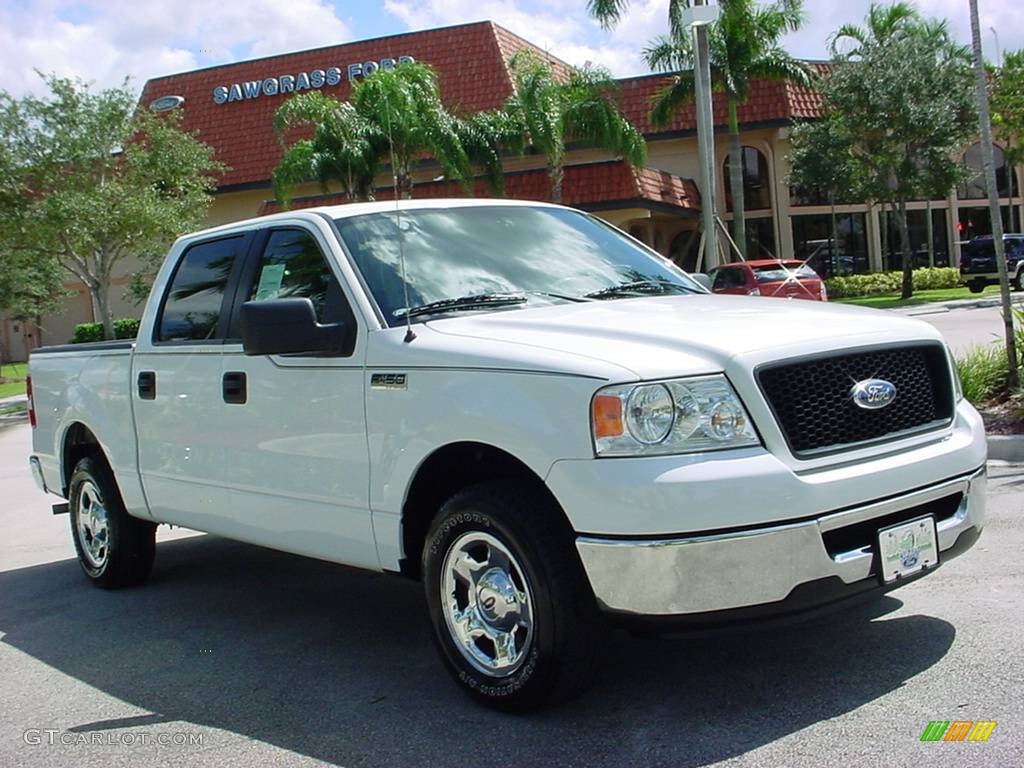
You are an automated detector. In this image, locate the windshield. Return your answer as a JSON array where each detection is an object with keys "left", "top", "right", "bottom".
[
  {"left": 752, "top": 264, "right": 818, "bottom": 283},
  {"left": 333, "top": 205, "right": 701, "bottom": 325}
]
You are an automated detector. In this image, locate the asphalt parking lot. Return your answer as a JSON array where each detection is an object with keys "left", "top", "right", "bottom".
[{"left": 1, "top": 419, "right": 1022, "bottom": 768}]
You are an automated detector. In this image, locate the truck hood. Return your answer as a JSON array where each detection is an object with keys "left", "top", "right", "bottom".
[{"left": 425, "top": 295, "right": 944, "bottom": 380}]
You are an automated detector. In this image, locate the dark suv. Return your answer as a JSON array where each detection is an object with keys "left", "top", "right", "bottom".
[{"left": 960, "top": 234, "right": 1024, "bottom": 292}]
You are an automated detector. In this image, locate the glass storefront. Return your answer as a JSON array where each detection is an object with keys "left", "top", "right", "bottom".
[
  {"left": 724, "top": 147, "right": 772, "bottom": 212},
  {"left": 791, "top": 213, "right": 869, "bottom": 278},
  {"left": 741, "top": 217, "right": 777, "bottom": 259},
  {"left": 957, "top": 205, "right": 1012, "bottom": 241},
  {"left": 880, "top": 207, "right": 950, "bottom": 271}
]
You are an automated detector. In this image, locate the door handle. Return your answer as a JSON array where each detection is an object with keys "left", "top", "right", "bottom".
[
  {"left": 222, "top": 371, "right": 247, "bottom": 404},
  {"left": 137, "top": 371, "right": 156, "bottom": 400}
]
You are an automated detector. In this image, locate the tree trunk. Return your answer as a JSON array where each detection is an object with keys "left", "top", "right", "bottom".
[
  {"left": 727, "top": 99, "right": 746, "bottom": 259},
  {"left": 397, "top": 169, "right": 413, "bottom": 200},
  {"left": 90, "top": 282, "right": 115, "bottom": 340},
  {"left": 549, "top": 163, "right": 564, "bottom": 204},
  {"left": 969, "top": 0, "right": 1019, "bottom": 389},
  {"left": 926, "top": 199, "right": 935, "bottom": 267},
  {"left": 896, "top": 201, "right": 914, "bottom": 300}
]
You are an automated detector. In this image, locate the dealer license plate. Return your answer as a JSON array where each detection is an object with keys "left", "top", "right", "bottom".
[{"left": 878, "top": 516, "right": 938, "bottom": 583}]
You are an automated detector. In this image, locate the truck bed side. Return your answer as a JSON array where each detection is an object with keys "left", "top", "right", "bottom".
[{"left": 29, "top": 342, "right": 149, "bottom": 517}]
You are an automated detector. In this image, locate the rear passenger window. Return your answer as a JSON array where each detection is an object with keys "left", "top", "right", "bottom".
[
  {"left": 249, "top": 229, "right": 343, "bottom": 323},
  {"left": 158, "top": 236, "right": 243, "bottom": 342}
]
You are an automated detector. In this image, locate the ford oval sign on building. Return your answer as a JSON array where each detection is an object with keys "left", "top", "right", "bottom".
[{"left": 150, "top": 95, "right": 185, "bottom": 112}]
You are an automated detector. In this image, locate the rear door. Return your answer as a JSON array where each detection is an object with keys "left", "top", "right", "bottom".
[
  {"left": 216, "top": 222, "right": 376, "bottom": 568},
  {"left": 133, "top": 232, "right": 251, "bottom": 529}
]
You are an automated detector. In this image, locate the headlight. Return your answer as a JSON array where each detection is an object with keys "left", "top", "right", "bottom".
[{"left": 591, "top": 375, "right": 761, "bottom": 457}]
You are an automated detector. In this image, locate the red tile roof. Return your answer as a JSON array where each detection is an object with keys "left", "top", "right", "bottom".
[
  {"left": 139, "top": 21, "right": 826, "bottom": 191},
  {"left": 258, "top": 160, "right": 700, "bottom": 215},
  {"left": 138, "top": 21, "right": 569, "bottom": 189},
  {"left": 615, "top": 64, "right": 827, "bottom": 135}
]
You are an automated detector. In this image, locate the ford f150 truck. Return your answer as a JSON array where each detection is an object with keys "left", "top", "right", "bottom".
[{"left": 28, "top": 200, "right": 987, "bottom": 711}]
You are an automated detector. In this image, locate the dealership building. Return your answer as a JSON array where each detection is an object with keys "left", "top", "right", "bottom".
[{"left": 3, "top": 20, "right": 1022, "bottom": 361}]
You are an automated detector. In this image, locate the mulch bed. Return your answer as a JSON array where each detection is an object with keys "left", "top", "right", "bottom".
[{"left": 978, "top": 395, "right": 1024, "bottom": 435}]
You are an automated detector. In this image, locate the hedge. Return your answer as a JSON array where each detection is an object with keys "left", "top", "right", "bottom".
[
  {"left": 71, "top": 318, "right": 141, "bottom": 344},
  {"left": 824, "top": 268, "right": 963, "bottom": 299}
]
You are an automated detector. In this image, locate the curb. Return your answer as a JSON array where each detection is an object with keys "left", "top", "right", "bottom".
[
  {"left": 987, "top": 434, "right": 1024, "bottom": 462},
  {"left": 901, "top": 293, "right": 1024, "bottom": 316}
]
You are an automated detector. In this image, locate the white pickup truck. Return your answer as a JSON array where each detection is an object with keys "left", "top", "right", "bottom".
[{"left": 28, "top": 199, "right": 987, "bottom": 710}]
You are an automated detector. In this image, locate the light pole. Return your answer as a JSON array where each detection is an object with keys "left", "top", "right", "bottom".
[{"left": 684, "top": 1, "right": 721, "bottom": 271}]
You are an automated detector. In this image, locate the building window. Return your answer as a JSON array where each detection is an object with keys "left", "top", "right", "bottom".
[
  {"left": 741, "top": 217, "right": 777, "bottom": 259},
  {"left": 958, "top": 143, "right": 1009, "bottom": 200},
  {"left": 724, "top": 146, "right": 772, "bottom": 212},
  {"left": 791, "top": 213, "right": 869, "bottom": 278},
  {"left": 880, "top": 208, "right": 951, "bottom": 270},
  {"left": 956, "top": 205, "right": 1011, "bottom": 241}
]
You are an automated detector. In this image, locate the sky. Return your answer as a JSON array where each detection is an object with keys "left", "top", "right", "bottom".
[{"left": 0, "top": 0, "right": 1021, "bottom": 98}]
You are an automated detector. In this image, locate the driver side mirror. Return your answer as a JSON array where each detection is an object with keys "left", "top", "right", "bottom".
[{"left": 240, "top": 298, "right": 350, "bottom": 356}]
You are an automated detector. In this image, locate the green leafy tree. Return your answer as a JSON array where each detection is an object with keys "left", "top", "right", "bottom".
[
  {"left": 793, "top": 2, "right": 975, "bottom": 300},
  {"left": 503, "top": 51, "right": 646, "bottom": 203},
  {"left": 788, "top": 114, "right": 857, "bottom": 272},
  {"left": 0, "top": 74, "right": 224, "bottom": 339},
  {"left": 992, "top": 49, "right": 1024, "bottom": 232},
  {"left": 644, "top": 0, "right": 810, "bottom": 257},
  {"left": 274, "top": 62, "right": 472, "bottom": 204}
]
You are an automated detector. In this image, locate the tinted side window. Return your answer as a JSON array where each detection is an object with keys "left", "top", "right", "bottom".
[
  {"left": 249, "top": 229, "right": 339, "bottom": 322},
  {"left": 713, "top": 268, "right": 744, "bottom": 290},
  {"left": 159, "top": 236, "right": 243, "bottom": 342}
]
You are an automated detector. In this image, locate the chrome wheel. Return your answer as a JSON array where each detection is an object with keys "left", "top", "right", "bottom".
[
  {"left": 440, "top": 531, "right": 535, "bottom": 677},
  {"left": 76, "top": 480, "right": 109, "bottom": 569}
]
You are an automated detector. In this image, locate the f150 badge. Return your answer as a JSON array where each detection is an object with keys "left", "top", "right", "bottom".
[
  {"left": 850, "top": 378, "right": 897, "bottom": 410},
  {"left": 371, "top": 373, "right": 407, "bottom": 390}
]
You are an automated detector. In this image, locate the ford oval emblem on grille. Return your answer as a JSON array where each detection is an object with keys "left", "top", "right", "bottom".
[{"left": 850, "top": 378, "right": 897, "bottom": 410}]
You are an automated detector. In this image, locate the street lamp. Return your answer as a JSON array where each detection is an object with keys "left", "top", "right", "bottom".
[{"left": 682, "top": 1, "right": 721, "bottom": 271}]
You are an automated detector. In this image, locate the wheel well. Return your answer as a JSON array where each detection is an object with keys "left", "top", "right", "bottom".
[
  {"left": 399, "top": 442, "right": 559, "bottom": 579},
  {"left": 61, "top": 422, "right": 105, "bottom": 497}
]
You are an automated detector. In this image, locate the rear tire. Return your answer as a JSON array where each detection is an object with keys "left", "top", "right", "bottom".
[
  {"left": 69, "top": 456, "right": 156, "bottom": 588},
  {"left": 967, "top": 280, "right": 986, "bottom": 294},
  {"left": 422, "top": 481, "right": 599, "bottom": 711},
  {"left": 1013, "top": 271, "right": 1023, "bottom": 292}
]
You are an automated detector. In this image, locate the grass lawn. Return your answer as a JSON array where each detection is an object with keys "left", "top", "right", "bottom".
[
  {"left": 834, "top": 285, "right": 1007, "bottom": 310},
  {"left": 0, "top": 362, "right": 28, "bottom": 398}
]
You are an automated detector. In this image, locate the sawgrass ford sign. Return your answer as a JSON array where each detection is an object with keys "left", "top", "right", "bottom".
[{"left": 213, "top": 55, "right": 415, "bottom": 104}]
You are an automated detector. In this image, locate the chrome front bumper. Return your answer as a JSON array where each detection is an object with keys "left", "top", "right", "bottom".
[{"left": 575, "top": 467, "right": 986, "bottom": 616}]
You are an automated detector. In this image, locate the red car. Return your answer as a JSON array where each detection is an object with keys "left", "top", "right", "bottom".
[{"left": 708, "top": 259, "right": 828, "bottom": 301}]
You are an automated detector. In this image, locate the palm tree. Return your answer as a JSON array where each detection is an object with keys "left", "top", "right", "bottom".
[
  {"left": 644, "top": 0, "right": 810, "bottom": 257},
  {"left": 273, "top": 61, "right": 472, "bottom": 204},
  {"left": 351, "top": 62, "right": 470, "bottom": 199},
  {"left": 829, "top": 1, "right": 925, "bottom": 56},
  {"left": 588, "top": 0, "right": 693, "bottom": 37},
  {"left": 273, "top": 93, "right": 381, "bottom": 205},
  {"left": 503, "top": 51, "right": 646, "bottom": 203}
]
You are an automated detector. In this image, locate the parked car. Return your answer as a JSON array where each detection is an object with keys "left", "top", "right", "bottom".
[
  {"left": 708, "top": 259, "right": 828, "bottom": 301},
  {"left": 960, "top": 234, "right": 1024, "bottom": 292},
  {"left": 27, "top": 200, "right": 985, "bottom": 711}
]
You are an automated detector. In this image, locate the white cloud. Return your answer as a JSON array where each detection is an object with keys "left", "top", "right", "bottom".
[
  {"left": 0, "top": 0, "right": 353, "bottom": 98},
  {"left": 383, "top": 0, "right": 671, "bottom": 77}
]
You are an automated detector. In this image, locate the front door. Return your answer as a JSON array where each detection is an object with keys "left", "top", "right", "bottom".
[{"left": 217, "top": 224, "right": 376, "bottom": 568}]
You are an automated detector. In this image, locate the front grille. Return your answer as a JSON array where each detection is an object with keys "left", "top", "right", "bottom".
[{"left": 757, "top": 344, "right": 955, "bottom": 457}]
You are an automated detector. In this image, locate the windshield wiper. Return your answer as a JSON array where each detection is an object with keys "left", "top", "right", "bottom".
[
  {"left": 583, "top": 281, "right": 693, "bottom": 300},
  {"left": 395, "top": 292, "right": 528, "bottom": 320}
]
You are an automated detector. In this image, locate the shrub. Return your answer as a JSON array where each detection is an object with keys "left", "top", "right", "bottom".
[
  {"left": 113, "top": 317, "right": 140, "bottom": 339},
  {"left": 71, "top": 318, "right": 141, "bottom": 343},
  {"left": 70, "top": 323, "right": 104, "bottom": 344},
  {"left": 824, "top": 268, "right": 963, "bottom": 298},
  {"left": 956, "top": 345, "right": 1010, "bottom": 404}
]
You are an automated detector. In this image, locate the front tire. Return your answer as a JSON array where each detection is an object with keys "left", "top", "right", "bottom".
[
  {"left": 422, "top": 482, "right": 599, "bottom": 711},
  {"left": 1013, "top": 271, "right": 1023, "bottom": 292},
  {"left": 69, "top": 456, "right": 156, "bottom": 588}
]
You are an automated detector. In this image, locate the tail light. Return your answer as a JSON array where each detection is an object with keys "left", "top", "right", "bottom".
[
  {"left": 26, "top": 375, "right": 36, "bottom": 428},
  {"left": 819, "top": 282, "right": 828, "bottom": 301},
  {"left": 747, "top": 287, "right": 761, "bottom": 296}
]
